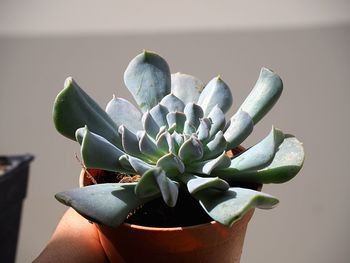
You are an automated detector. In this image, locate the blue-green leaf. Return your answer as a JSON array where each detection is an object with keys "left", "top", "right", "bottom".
[
  {"left": 142, "top": 111, "right": 160, "bottom": 139},
  {"left": 138, "top": 131, "right": 164, "bottom": 161},
  {"left": 156, "top": 130, "right": 175, "bottom": 153},
  {"left": 239, "top": 68, "right": 283, "bottom": 124},
  {"left": 124, "top": 51, "right": 171, "bottom": 112},
  {"left": 119, "top": 125, "right": 143, "bottom": 159},
  {"left": 157, "top": 153, "right": 185, "bottom": 175},
  {"left": 207, "top": 105, "right": 226, "bottom": 138},
  {"left": 53, "top": 77, "right": 121, "bottom": 147},
  {"left": 127, "top": 156, "right": 154, "bottom": 175},
  {"left": 178, "top": 136, "right": 204, "bottom": 162},
  {"left": 78, "top": 127, "right": 125, "bottom": 172},
  {"left": 135, "top": 168, "right": 179, "bottom": 207},
  {"left": 184, "top": 103, "right": 203, "bottom": 128},
  {"left": 183, "top": 120, "right": 197, "bottom": 135},
  {"left": 150, "top": 104, "right": 169, "bottom": 128},
  {"left": 224, "top": 110, "right": 254, "bottom": 150},
  {"left": 188, "top": 151, "right": 230, "bottom": 175},
  {"left": 166, "top": 112, "right": 186, "bottom": 133},
  {"left": 171, "top": 73, "right": 204, "bottom": 104},
  {"left": 55, "top": 183, "right": 148, "bottom": 227},
  {"left": 194, "top": 187, "right": 279, "bottom": 226},
  {"left": 105, "top": 96, "right": 143, "bottom": 133},
  {"left": 197, "top": 76, "right": 233, "bottom": 116},
  {"left": 226, "top": 127, "right": 284, "bottom": 172},
  {"left": 203, "top": 131, "right": 228, "bottom": 160},
  {"left": 160, "top": 94, "right": 185, "bottom": 112},
  {"left": 220, "top": 135, "right": 304, "bottom": 184},
  {"left": 197, "top": 118, "right": 212, "bottom": 141},
  {"left": 182, "top": 174, "right": 229, "bottom": 194}
]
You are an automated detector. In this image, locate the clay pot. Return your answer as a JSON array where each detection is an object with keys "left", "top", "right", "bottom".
[{"left": 79, "top": 167, "right": 257, "bottom": 263}]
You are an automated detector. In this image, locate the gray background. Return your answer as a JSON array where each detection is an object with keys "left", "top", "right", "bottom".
[{"left": 1, "top": 1, "right": 350, "bottom": 262}]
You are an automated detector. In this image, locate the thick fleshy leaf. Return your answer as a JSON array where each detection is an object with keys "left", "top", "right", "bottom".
[
  {"left": 135, "top": 168, "right": 179, "bottom": 207},
  {"left": 171, "top": 131, "right": 184, "bottom": 153},
  {"left": 53, "top": 77, "right": 121, "bottom": 147},
  {"left": 182, "top": 174, "right": 229, "bottom": 194},
  {"left": 55, "top": 183, "right": 148, "bottom": 227},
  {"left": 127, "top": 156, "right": 154, "bottom": 175},
  {"left": 150, "top": 104, "right": 169, "bottom": 128},
  {"left": 183, "top": 120, "right": 197, "bottom": 135},
  {"left": 157, "top": 153, "right": 185, "bottom": 175},
  {"left": 119, "top": 125, "right": 143, "bottom": 159},
  {"left": 194, "top": 187, "right": 279, "bottom": 226},
  {"left": 78, "top": 127, "right": 125, "bottom": 172},
  {"left": 226, "top": 127, "right": 284, "bottom": 172},
  {"left": 239, "top": 68, "right": 283, "bottom": 124},
  {"left": 124, "top": 51, "right": 171, "bottom": 112},
  {"left": 160, "top": 94, "right": 185, "bottom": 112},
  {"left": 207, "top": 105, "right": 226, "bottom": 138},
  {"left": 139, "top": 131, "right": 164, "bottom": 161},
  {"left": 156, "top": 130, "right": 175, "bottom": 153},
  {"left": 224, "top": 110, "right": 254, "bottom": 150},
  {"left": 197, "top": 76, "right": 233, "bottom": 116},
  {"left": 188, "top": 151, "right": 230, "bottom": 175},
  {"left": 219, "top": 135, "right": 304, "bottom": 184},
  {"left": 142, "top": 111, "right": 159, "bottom": 139},
  {"left": 166, "top": 112, "right": 186, "bottom": 133},
  {"left": 184, "top": 103, "right": 203, "bottom": 128},
  {"left": 203, "top": 131, "right": 227, "bottom": 160},
  {"left": 197, "top": 118, "right": 212, "bottom": 141},
  {"left": 178, "top": 136, "right": 203, "bottom": 162},
  {"left": 171, "top": 73, "right": 204, "bottom": 104},
  {"left": 105, "top": 96, "right": 143, "bottom": 133}
]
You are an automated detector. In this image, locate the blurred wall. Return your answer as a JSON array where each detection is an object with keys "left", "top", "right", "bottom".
[{"left": 1, "top": 1, "right": 350, "bottom": 263}]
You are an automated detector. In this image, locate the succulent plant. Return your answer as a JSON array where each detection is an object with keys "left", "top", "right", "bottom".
[{"left": 53, "top": 51, "right": 304, "bottom": 228}]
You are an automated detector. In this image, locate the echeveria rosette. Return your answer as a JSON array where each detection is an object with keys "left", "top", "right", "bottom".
[{"left": 54, "top": 50, "right": 304, "bottom": 228}]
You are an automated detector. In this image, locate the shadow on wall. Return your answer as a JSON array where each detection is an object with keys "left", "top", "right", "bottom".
[{"left": 0, "top": 24, "right": 349, "bottom": 263}]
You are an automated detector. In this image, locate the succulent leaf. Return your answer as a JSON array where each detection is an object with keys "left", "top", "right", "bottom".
[
  {"left": 239, "top": 68, "right": 283, "bottom": 124},
  {"left": 183, "top": 120, "right": 197, "bottom": 135},
  {"left": 166, "top": 112, "right": 186, "bottom": 133},
  {"left": 105, "top": 96, "right": 143, "bottom": 133},
  {"left": 194, "top": 187, "right": 279, "bottom": 226},
  {"left": 135, "top": 168, "right": 179, "bottom": 207},
  {"left": 224, "top": 110, "right": 254, "bottom": 150},
  {"left": 203, "top": 131, "right": 228, "bottom": 160},
  {"left": 171, "top": 73, "right": 204, "bottom": 104},
  {"left": 124, "top": 51, "right": 171, "bottom": 112},
  {"left": 197, "top": 118, "right": 212, "bottom": 141},
  {"left": 138, "top": 131, "right": 164, "bottom": 161},
  {"left": 226, "top": 126, "right": 284, "bottom": 172},
  {"left": 178, "top": 136, "right": 204, "bottom": 162},
  {"left": 53, "top": 77, "right": 121, "bottom": 147},
  {"left": 142, "top": 111, "right": 160, "bottom": 139},
  {"left": 160, "top": 94, "right": 185, "bottom": 112},
  {"left": 197, "top": 76, "right": 233, "bottom": 116},
  {"left": 150, "top": 104, "right": 169, "bottom": 128},
  {"left": 182, "top": 174, "right": 229, "bottom": 194},
  {"left": 78, "top": 127, "right": 125, "bottom": 172},
  {"left": 188, "top": 151, "right": 231, "bottom": 175},
  {"left": 184, "top": 103, "right": 204, "bottom": 128},
  {"left": 156, "top": 130, "right": 175, "bottom": 153},
  {"left": 119, "top": 125, "right": 144, "bottom": 160},
  {"left": 171, "top": 131, "right": 184, "bottom": 153},
  {"left": 220, "top": 135, "right": 304, "bottom": 184},
  {"left": 156, "top": 153, "right": 185, "bottom": 175},
  {"left": 207, "top": 105, "right": 226, "bottom": 138},
  {"left": 127, "top": 156, "right": 154, "bottom": 175},
  {"left": 55, "top": 183, "right": 147, "bottom": 227}
]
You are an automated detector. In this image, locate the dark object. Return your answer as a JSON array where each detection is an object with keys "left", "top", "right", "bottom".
[{"left": 0, "top": 154, "right": 34, "bottom": 263}]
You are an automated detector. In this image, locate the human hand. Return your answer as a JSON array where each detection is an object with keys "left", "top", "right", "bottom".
[{"left": 33, "top": 208, "right": 108, "bottom": 263}]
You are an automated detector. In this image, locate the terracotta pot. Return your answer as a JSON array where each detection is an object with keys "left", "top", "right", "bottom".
[{"left": 79, "top": 165, "right": 257, "bottom": 263}]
